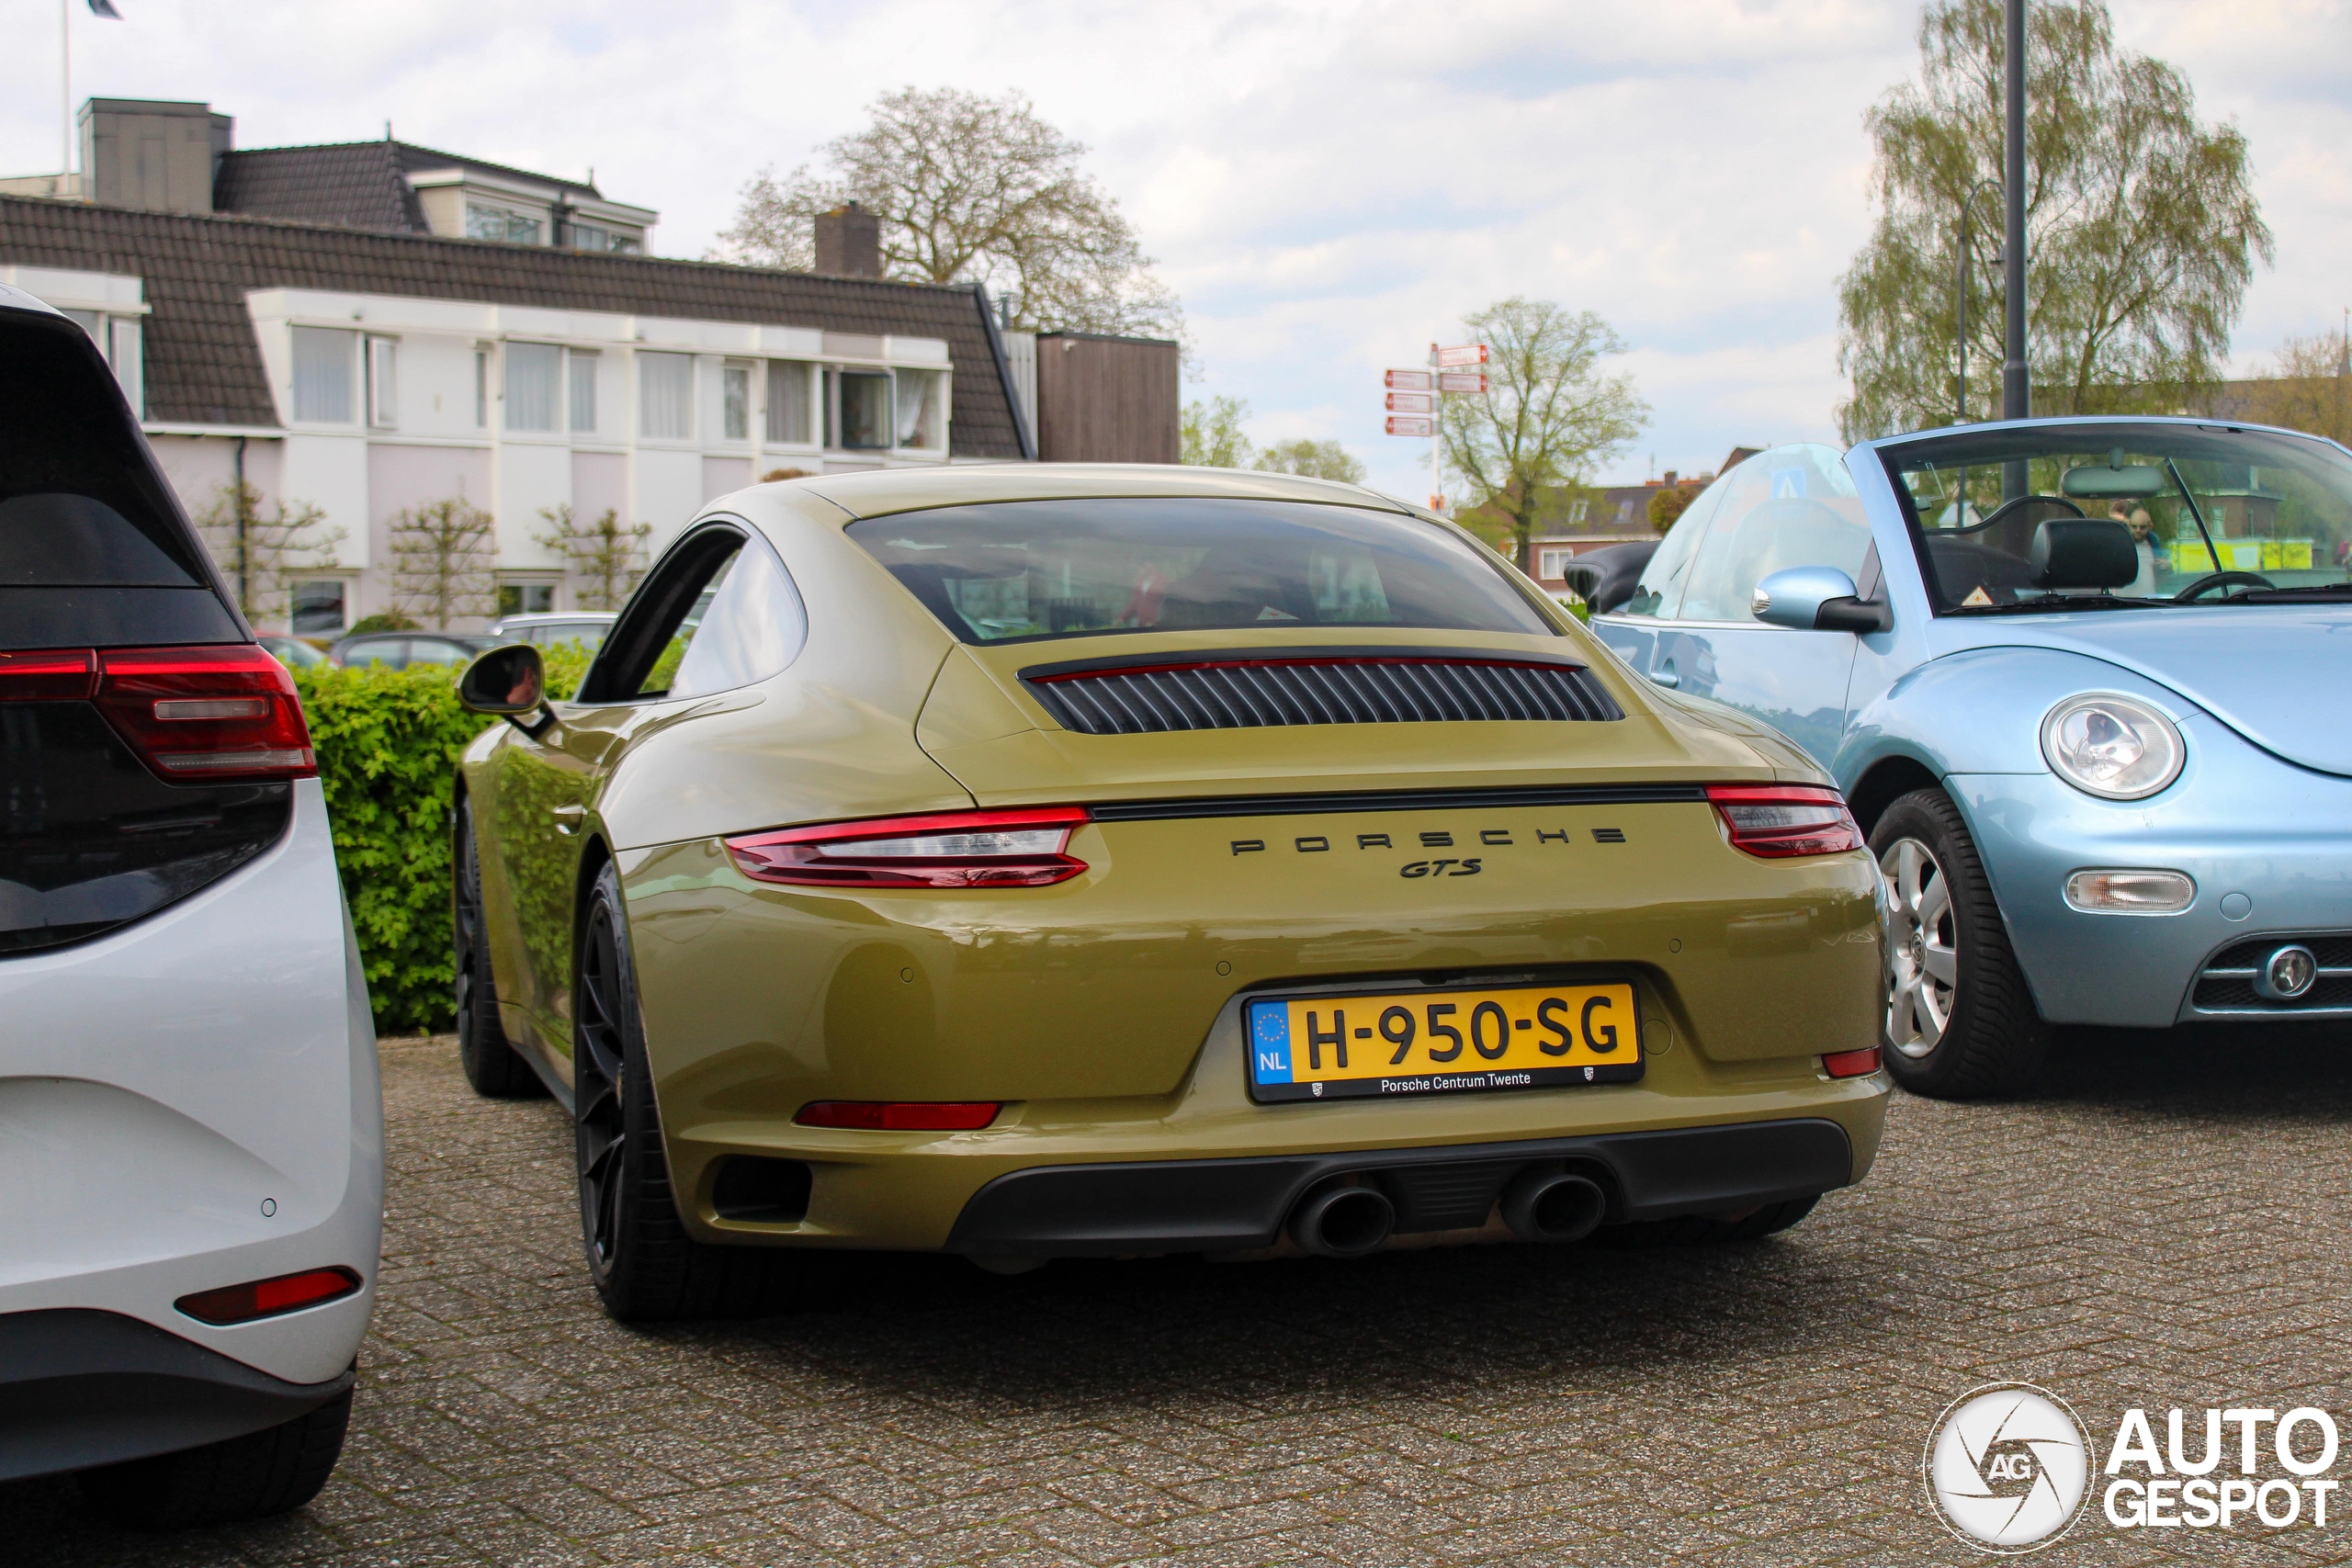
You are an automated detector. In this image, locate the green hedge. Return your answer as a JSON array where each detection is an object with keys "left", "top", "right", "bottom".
[{"left": 293, "top": 648, "right": 588, "bottom": 1035}]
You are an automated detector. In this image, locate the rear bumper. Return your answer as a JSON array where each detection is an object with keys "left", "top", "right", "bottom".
[
  {"left": 944, "top": 1116, "right": 1853, "bottom": 1258},
  {"left": 0, "top": 1308, "right": 353, "bottom": 1483}
]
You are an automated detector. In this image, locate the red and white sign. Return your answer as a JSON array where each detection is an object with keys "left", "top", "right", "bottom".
[
  {"left": 1434, "top": 343, "right": 1488, "bottom": 367},
  {"left": 1385, "top": 391, "right": 1435, "bottom": 413},
  {"left": 1437, "top": 371, "right": 1488, "bottom": 395},
  {"left": 1385, "top": 415, "right": 1435, "bottom": 437},
  {"left": 1385, "top": 369, "right": 1433, "bottom": 391}
]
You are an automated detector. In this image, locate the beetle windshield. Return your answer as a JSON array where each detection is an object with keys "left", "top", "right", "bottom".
[
  {"left": 1879, "top": 423, "right": 2352, "bottom": 613},
  {"left": 845, "top": 496, "right": 1553, "bottom": 645}
]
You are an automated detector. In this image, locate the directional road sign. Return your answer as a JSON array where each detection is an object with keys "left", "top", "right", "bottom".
[
  {"left": 1385, "top": 415, "right": 1436, "bottom": 437},
  {"left": 1385, "top": 369, "right": 1433, "bottom": 391},
  {"left": 1437, "top": 371, "right": 1487, "bottom": 394},
  {"left": 1434, "top": 344, "right": 1489, "bottom": 367},
  {"left": 1385, "top": 391, "right": 1435, "bottom": 413}
]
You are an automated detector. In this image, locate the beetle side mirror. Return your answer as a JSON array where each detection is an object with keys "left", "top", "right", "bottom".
[
  {"left": 458, "top": 644, "right": 552, "bottom": 733},
  {"left": 1751, "top": 567, "right": 1892, "bottom": 635}
]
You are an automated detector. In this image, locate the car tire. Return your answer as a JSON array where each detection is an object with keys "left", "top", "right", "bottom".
[
  {"left": 1591, "top": 1195, "right": 1819, "bottom": 1249},
  {"left": 574, "top": 862, "right": 798, "bottom": 1323},
  {"left": 75, "top": 1386, "right": 351, "bottom": 1529},
  {"left": 455, "top": 807, "right": 544, "bottom": 1100},
  {"left": 1871, "top": 787, "right": 2048, "bottom": 1100}
]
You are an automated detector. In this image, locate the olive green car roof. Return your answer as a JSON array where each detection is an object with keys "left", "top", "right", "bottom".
[{"left": 790, "top": 464, "right": 1416, "bottom": 523}]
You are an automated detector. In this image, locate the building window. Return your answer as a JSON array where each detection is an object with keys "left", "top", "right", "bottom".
[
  {"left": 290, "top": 326, "right": 356, "bottom": 423},
  {"left": 505, "top": 343, "right": 561, "bottom": 433},
  {"left": 467, "top": 203, "right": 543, "bottom": 244},
  {"left": 765, "top": 360, "right": 811, "bottom": 445},
  {"left": 838, "top": 369, "right": 892, "bottom": 450},
  {"left": 366, "top": 336, "right": 398, "bottom": 428},
  {"left": 1566, "top": 499, "right": 1589, "bottom": 525},
  {"left": 569, "top": 350, "right": 598, "bottom": 434},
  {"left": 722, "top": 363, "right": 751, "bottom": 442},
  {"left": 639, "top": 352, "right": 693, "bottom": 440},
  {"left": 289, "top": 579, "right": 348, "bottom": 635},
  {"left": 497, "top": 581, "right": 557, "bottom": 618},
  {"left": 1538, "top": 548, "right": 1570, "bottom": 578},
  {"left": 474, "top": 346, "right": 489, "bottom": 428},
  {"left": 893, "top": 368, "right": 944, "bottom": 449}
]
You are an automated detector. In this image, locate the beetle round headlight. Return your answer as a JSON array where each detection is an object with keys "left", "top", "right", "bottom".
[{"left": 2040, "top": 694, "right": 2184, "bottom": 800}]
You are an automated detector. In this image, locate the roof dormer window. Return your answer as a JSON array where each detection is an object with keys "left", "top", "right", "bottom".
[{"left": 466, "top": 202, "right": 543, "bottom": 245}]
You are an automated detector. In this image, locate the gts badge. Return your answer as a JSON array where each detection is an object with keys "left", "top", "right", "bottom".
[{"left": 1229, "top": 826, "right": 1628, "bottom": 874}]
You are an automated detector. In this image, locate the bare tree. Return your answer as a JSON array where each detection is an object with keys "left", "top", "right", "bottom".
[
  {"left": 388, "top": 495, "right": 498, "bottom": 628},
  {"left": 1838, "top": 0, "right": 2270, "bottom": 439},
  {"left": 1441, "top": 299, "right": 1649, "bottom": 572},
  {"left": 712, "top": 87, "right": 1182, "bottom": 342},
  {"left": 534, "top": 503, "right": 652, "bottom": 612},
  {"left": 190, "top": 480, "right": 345, "bottom": 628}
]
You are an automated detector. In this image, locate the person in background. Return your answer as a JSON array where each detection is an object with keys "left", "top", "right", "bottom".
[{"left": 2112, "top": 502, "right": 2160, "bottom": 594}]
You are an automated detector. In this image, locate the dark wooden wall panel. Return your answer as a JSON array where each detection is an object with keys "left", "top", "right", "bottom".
[{"left": 1034, "top": 333, "right": 1179, "bottom": 464}]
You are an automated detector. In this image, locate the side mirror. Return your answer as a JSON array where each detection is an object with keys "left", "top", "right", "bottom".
[
  {"left": 458, "top": 644, "right": 551, "bottom": 731},
  {"left": 1751, "top": 567, "right": 1892, "bottom": 634}
]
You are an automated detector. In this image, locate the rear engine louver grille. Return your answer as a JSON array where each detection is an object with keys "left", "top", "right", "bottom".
[{"left": 1023, "top": 657, "right": 1623, "bottom": 736}]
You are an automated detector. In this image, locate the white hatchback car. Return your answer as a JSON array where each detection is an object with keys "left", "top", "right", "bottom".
[{"left": 0, "top": 284, "right": 382, "bottom": 1526}]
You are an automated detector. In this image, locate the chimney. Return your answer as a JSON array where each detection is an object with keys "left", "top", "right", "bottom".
[
  {"left": 77, "top": 98, "right": 229, "bottom": 214},
  {"left": 813, "top": 201, "right": 881, "bottom": 278}
]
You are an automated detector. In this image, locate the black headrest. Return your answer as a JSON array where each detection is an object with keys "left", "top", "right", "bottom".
[{"left": 2030, "top": 518, "right": 2138, "bottom": 590}]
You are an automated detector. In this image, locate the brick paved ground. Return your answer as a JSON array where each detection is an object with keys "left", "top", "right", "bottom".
[{"left": 11, "top": 1025, "right": 2352, "bottom": 1567}]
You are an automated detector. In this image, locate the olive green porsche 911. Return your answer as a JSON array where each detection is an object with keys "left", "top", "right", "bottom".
[{"left": 452, "top": 465, "right": 1888, "bottom": 1321}]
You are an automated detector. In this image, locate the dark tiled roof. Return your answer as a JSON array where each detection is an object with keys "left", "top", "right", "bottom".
[
  {"left": 0, "top": 197, "right": 1023, "bottom": 458},
  {"left": 213, "top": 141, "right": 429, "bottom": 233}
]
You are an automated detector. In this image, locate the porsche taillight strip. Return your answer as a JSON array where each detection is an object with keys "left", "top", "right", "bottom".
[
  {"left": 1088, "top": 783, "right": 1707, "bottom": 823},
  {"left": 726, "top": 807, "right": 1090, "bottom": 889},
  {"left": 1705, "top": 784, "right": 1863, "bottom": 859},
  {"left": 1023, "top": 656, "right": 1623, "bottom": 735}
]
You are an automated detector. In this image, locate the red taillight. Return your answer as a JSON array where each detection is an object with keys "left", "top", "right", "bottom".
[
  {"left": 0, "top": 648, "right": 98, "bottom": 701},
  {"left": 1822, "top": 1046, "right": 1883, "bottom": 1078},
  {"left": 727, "top": 807, "right": 1089, "bottom": 889},
  {"left": 795, "top": 1101, "right": 1001, "bottom": 1130},
  {"left": 175, "top": 1266, "right": 364, "bottom": 1325},
  {"left": 1706, "top": 784, "right": 1862, "bottom": 858},
  {"left": 95, "top": 644, "right": 316, "bottom": 782}
]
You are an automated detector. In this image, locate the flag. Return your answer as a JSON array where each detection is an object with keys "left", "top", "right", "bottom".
[{"left": 88, "top": 0, "right": 124, "bottom": 16}]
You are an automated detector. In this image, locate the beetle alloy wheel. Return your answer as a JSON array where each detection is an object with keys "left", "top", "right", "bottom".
[
  {"left": 1882, "top": 837, "right": 1957, "bottom": 1058},
  {"left": 574, "top": 898, "right": 630, "bottom": 1270}
]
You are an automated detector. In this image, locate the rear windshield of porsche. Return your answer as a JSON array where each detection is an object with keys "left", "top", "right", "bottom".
[{"left": 845, "top": 496, "right": 1553, "bottom": 645}]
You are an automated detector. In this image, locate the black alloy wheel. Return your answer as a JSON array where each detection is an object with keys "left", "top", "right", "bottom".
[
  {"left": 1869, "top": 787, "right": 2048, "bottom": 1100},
  {"left": 573, "top": 862, "right": 798, "bottom": 1322},
  {"left": 454, "top": 808, "right": 544, "bottom": 1099}
]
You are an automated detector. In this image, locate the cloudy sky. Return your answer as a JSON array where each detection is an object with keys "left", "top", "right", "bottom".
[{"left": 4, "top": 0, "right": 2345, "bottom": 500}]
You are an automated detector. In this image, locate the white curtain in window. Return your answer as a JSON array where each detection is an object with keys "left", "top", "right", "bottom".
[
  {"left": 367, "top": 337, "right": 397, "bottom": 427},
  {"left": 291, "top": 326, "right": 356, "bottom": 423},
  {"left": 639, "top": 352, "right": 693, "bottom": 440},
  {"left": 505, "top": 343, "right": 561, "bottom": 433},
  {"left": 569, "top": 351, "right": 598, "bottom": 434},
  {"left": 108, "top": 320, "right": 143, "bottom": 418},
  {"left": 894, "top": 369, "right": 938, "bottom": 446},
  {"left": 765, "top": 361, "right": 809, "bottom": 444},
  {"left": 722, "top": 365, "right": 750, "bottom": 442}
]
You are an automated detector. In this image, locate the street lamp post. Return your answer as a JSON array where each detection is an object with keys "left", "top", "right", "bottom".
[
  {"left": 2001, "top": 0, "right": 2030, "bottom": 422},
  {"left": 1956, "top": 179, "right": 2003, "bottom": 423}
]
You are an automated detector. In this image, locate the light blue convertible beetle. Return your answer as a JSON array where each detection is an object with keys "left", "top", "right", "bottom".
[{"left": 1591, "top": 417, "right": 2352, "bottom": 1098}]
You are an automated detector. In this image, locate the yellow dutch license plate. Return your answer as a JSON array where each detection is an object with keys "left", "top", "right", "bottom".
[{"left": 1247, "top": 981, "right": 1642, "bottom": 1103}]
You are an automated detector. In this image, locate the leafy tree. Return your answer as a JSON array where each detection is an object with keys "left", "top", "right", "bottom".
[
  {"left": 1837, "top": 0, "right": 2270, "bottom": 440},
  {"left": 387, "top": 495, "right": 497, "bottom": 628},
  {"left": 2232, "top": 331, "right": 2352, "bottom": 446},
  {"left": 190, "top": 480, "right": 344, "bottom": 627},
  {"left": 1440, "top": 299, "right": 1648, "bottom": 572},
  {"left": 535, "top": 502, "right": 652, "bottom": 612},
  {"left": 713, "top": 86, "right": 1182, "bottom": 341},
  {"left": 1181, "top": 395, "right": 1256, "bottom": 468},
  {"left": 1255, "top": 437, "right": 1366, "bottom": 485},
  {"left": 1647, "top": 482, "right": 1701, "bottom": 534}
]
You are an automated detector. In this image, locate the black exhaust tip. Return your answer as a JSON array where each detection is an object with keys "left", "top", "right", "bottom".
[
  {"left": 1501, "top": 1168, "right": 1606, "bottom": 1244},
  {"left": 1289, "top": 1183, "right": 1396, "bottom": 1258}
]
